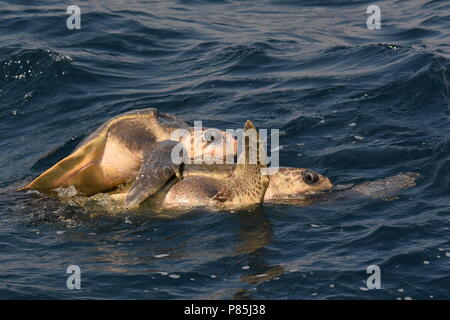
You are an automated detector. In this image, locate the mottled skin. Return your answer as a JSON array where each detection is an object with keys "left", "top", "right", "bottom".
[
  {"left": 263, "top": 167, "right": 332, "bottom": 200},
  {"left": 18, "top": 108, "right": 237, "bottom": 208}
]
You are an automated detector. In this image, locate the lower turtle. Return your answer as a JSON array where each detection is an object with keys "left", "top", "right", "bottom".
[
  {"left": 67, "top": 170, "right": 418, "bottom": 214},
  {"left": 143, "top": 169, "right": 419, "bottom": 209},
  {"left": 161, "top": 165, "right": 332, "bottom": 209}
]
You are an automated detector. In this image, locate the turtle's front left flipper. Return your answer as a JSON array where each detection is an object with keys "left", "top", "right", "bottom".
[
  {"left": 125, "top": 140, "right": 182, "bottom": 209},
  {"left": 212, "top": 120, "right": 270, "bottom": 209}
]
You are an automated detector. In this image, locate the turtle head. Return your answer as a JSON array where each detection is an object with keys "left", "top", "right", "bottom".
[
  {"left": 178, "top": 128, "right": 238, "bottom": 163},
  {"left": 264, "top": 167, "right": 332, "bottom": 200}
]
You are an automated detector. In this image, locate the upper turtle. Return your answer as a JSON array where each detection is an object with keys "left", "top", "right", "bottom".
[{"left": 19, "top": 108, "right": 237, "bottom": 208}]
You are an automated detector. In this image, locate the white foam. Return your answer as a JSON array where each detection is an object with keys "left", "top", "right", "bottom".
[
  {"left": 359, "top": 287, "right": 369, "bottom": 291},
  {"left": 255, "top": 274, "right": 268, "bottom": 278}
]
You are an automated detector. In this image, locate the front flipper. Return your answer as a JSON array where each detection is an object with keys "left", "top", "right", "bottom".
[
  {"left": 212, "top": 120, "right": 269, "bottom": 208},
  {"left": 125, "top": 140, "right": 182, "bottom": 209}
]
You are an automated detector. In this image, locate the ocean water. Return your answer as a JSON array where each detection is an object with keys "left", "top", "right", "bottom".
[{"left": 0, "top": 0, "right": 449, "bottom": 299}]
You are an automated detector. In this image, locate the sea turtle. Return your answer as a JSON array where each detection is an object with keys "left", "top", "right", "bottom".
[
  {"left": 67, "top": 169, "right": 418, "bottom": 213},
  {"left": 145, "top": 169, "right": 420, "bottom": 209},
  {"left": 161, "top": 165, "right": 332, "bottom": 209},
  {"left": 18, "top": 108, "right": 237, "bottom": 208}
]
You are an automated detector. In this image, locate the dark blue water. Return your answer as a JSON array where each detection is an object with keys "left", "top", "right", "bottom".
[{"left": 1, "top": 0, "right": 449, "bottom": 299}]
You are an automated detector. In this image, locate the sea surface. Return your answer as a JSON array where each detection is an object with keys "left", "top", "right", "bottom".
[{"left": 0, "top": 0, "right": 449, "bottom": 299}]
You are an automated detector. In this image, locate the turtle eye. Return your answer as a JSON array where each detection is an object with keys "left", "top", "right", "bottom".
[{"left": 302, "top": 170, "right": 319, "bottom": 185}]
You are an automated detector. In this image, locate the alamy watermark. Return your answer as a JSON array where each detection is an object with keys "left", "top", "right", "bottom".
[
  {"left": 66, "top": 5, "right": 81, "bottom": 30},
  {"left": 366, "top": 265, "right": 381, "bottom": 289},
  {"left": 65, "top": 4, "right": 381, "bottom": 31},
  {"left": 366, "top": 5, "right": 381, "bottom": 30},
  {"left": 66, "top": 265, "right": 81, "bottom": 289}
]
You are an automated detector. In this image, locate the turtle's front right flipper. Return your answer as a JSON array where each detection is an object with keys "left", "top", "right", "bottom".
[{"left": 125, "top": 140, "right": 182, "bottom": 209}]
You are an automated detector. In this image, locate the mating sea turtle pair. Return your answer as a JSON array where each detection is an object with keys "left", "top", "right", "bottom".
[
  {"left": 19, "top": 108, "right": 418, "bottom": 212},
  {"left": 20, "top": 108, "right": 331, "bottom": 211}
]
